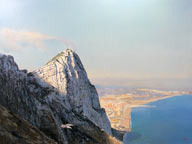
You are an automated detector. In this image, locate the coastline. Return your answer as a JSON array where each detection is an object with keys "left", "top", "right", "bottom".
[
  {"left": 100, "top": 90, "right": 190, "bottom": 132},
  {"left": 125, "top": 94, "right": 192, "bottom": 144},
  {"left": 126, "top": 94, "right": 182, "bottom": 131}
]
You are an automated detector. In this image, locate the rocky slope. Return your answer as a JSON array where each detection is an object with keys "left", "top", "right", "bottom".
[
  {"left": 34, "top": 49, "right": 112, "bottom": 135},
  {"left": 0, "top": 105, "right": 57, "bottom": 144},
  {"left": 0, "top": 50, "right": 121, "bottom": 144}
]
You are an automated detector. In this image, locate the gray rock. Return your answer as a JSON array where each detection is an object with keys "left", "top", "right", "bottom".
[
  {"left": 34, "top": 49, "right": 112, "bottom": 135},
  {"left": 0, "top": 51, "right": 121, "bottom": 144}
]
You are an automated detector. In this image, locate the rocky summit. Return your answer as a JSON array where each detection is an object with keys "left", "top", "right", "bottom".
[
  {"left": 0, "top": 50, "right": 121, "bottom": 144},
  {"left": 34, "top": 49, "right": 112, "bottom": 135}
]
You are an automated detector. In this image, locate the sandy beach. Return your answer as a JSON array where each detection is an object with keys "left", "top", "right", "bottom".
[{"left": 100, "top": 89, "right": 189, "bottom": 131}]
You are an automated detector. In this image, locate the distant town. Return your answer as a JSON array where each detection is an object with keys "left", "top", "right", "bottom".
[{"left": 100, "top": 89, "right": 191, "bottom": 131}]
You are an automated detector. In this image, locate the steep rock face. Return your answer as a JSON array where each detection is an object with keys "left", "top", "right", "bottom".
[
  {"left": 0, "top": 54, "right": 65, "bottom": 143},
  {"left": 0, "top": 52, "right": 121, "bottom": 144},
  {"left": 34, "top": 49, "right": 112, "bottom": 135}
]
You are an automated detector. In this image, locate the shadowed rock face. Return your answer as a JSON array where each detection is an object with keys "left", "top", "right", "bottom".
[
  {"left": 0, "top": 105, "right": 57, "bottom": 144},
  {"left": 0, "top": 51, "right": 121, "bottom": 144}
]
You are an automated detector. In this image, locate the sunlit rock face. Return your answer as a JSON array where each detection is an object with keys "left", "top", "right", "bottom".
[
  {"left": 34, "top": 49, "right": 112, "bottom": 135},
  {"left": 0, "top": 50, "right": 119, "bottom": 144}
]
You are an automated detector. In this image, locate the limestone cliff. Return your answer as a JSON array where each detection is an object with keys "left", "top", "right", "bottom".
[
  {"left": 34, "top": 49, "right": 112, "bottom": 135},
  {"left": 0, "top": 51, "right": 121, "bottom": 144}
]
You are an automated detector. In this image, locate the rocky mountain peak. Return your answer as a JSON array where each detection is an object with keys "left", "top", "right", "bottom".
[
  {"left": 0, "top": 51, "right": 122, "bottom": 144},
  {"left": 34, "top": 49, "right": 112, "bottom": 135},
  {"left": 48, "top": 48, "right": 75, "bottom": 63}
]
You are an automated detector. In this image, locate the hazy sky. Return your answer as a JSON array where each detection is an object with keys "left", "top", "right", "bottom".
[{"left": 0, "top": 0, "right": 191, "bottom": 88}]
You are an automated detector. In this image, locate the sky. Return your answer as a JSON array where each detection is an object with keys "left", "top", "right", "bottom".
[{"left": 0, "top": 0, "right": 192, "bottom": 89}]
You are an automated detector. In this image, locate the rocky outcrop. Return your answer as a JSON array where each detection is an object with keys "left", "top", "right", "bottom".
[
  {"left": 0, "top": 104, "right": 57, "bottom": 144},
  {"left": 0, "top": 51, "right": 121, "bottom": 144},
  {"left": 34, "top": 49, "right": 112, "bottom": 135}
]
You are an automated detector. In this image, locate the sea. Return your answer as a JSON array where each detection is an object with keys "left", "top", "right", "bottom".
[{"left": 124, "top": 95, "right": 192, "bottom": 144}]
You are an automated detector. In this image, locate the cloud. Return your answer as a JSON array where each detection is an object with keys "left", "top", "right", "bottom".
[{"left": 0, "top": 28, "right": 75, "bottom": 53}]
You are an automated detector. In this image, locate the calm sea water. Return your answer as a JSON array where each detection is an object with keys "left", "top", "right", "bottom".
[{"left": 124, "top": 95, "right": 192, "bottom": 144}]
